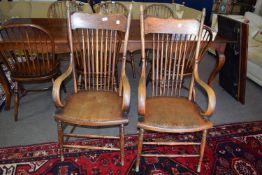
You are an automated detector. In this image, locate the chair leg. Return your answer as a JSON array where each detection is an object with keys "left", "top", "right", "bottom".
[
  {"left": 197, "top": 130, "right": 207, "bottom": 173},
  {"left": 57, "top": 120, "right": 64, "bottom": 161},
  {"left": 14, "top": 82, "right": 19, "bottom": 122},
  {"left": 120, "top": 124, "right": 125, "bottom": 166},
  {"left": 192, "top": 87, "right": 196, "bottom": 102},
  {"left": 135, "top": 128, "right": 144, "bottom": 172}
]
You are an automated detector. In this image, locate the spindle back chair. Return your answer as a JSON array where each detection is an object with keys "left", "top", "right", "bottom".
[
  {"left": 0, "top": 24, "right": 61, "bottom": 121},
  {"left": 52, "top": 2, "right": 132, "bottom": 166},
  {"left": 135, "top": 6, "right": 216, "bottom": 173}
]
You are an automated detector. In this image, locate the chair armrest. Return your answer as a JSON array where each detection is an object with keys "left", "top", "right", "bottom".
[
  {"left": 194, "top": 72, "right": 216, "bottom": 117},
  {"left": 52, "top": 64, "right": 72, "bottom": 108},
  {"left": 138, "top": 63, "right": 146, "bottom": 116},
  {"left": 121, "top": 74, "right": 131, "bottom": 112}
]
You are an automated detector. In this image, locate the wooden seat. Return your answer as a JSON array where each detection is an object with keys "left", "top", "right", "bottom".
[
  {"left": 0, "top": 24, "right": 61, "bottom": 121},
  {"left": 47, "top": 1, "right": 82, "bottom": 18},
  {"left": 140, "top": 97, "right": 212, "bottom": 132},
  {"left": 136, "top": 6, "right": 216, "bottom": 173},
  {"left": 52, "top": 2, "right": 132, "bottom": 166},
  {"left": 55, "top": 91, "right": 128, "bottom": 126}
]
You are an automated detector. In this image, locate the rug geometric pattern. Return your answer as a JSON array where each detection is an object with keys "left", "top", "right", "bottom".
[{"left": 0, "top": 121, "right": 261, "bottom": 175}]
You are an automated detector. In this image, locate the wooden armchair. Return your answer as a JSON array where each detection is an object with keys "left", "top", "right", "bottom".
[
  {"left": 52, "top": 2, "right": 132, "bottom": 165},
  {"left": 0, "top": 24, "right": 61, "bottom": 121},
  {"left": 47, "top": 0, "right": 82, "bottom": 18},
  {"left": 135, "top": 7, "right": 216, "bottom": 173}
]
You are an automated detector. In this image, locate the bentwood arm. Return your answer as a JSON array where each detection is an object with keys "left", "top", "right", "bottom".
[
  {"left": 194, "top": 70, "right": 216, "bottom": 117},
  {"left": 121, "top": 72, "right": 131, "bottom": 112},
  {"left": 52, "top": 64, "right": 72, "bottom": 108},
  {"left": 138, "top": 61, "right": 146, "bottom": 116}
]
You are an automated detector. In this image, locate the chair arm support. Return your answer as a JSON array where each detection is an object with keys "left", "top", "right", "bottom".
[
  {"left": 138, "top": 72, "right": 146, "bottom": 116},
  {"left": 121, "top": 74, "right": 131, "bottom": 112},
  {"left": 194, "top": 73, "right": 216, "bottom": 117},
  {"left": 52, "top": 64, "right": 73, "bottom": 108}
]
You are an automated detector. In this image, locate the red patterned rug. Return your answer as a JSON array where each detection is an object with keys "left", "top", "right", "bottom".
[{"left": 0, "top": 121, "right": 261, "bottom": 175}]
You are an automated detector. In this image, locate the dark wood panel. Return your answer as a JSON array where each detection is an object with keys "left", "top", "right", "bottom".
[{"left": 218, "top": 15, "right": 248, "bottom": 104}]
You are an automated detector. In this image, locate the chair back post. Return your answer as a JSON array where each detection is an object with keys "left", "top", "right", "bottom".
[
  {"left": 138, "top": 5, "right": 146, "bottom": 116},
  {"left": 119, "top": 4, "right": 132, "bottom": 96},
  {"left": 67, "top": 1, "right": 78, "bottom": 93},
  {"left": 140, "top": 5, "right": 146, "bottom": 74},
  {"left": 188, "top": 8, "right": 205, "bottom": 101}
]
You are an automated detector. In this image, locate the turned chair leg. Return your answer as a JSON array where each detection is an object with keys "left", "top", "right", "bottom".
[
  {"left": 120, "top": 124, "right": 125, "bottom": 166},
  {"left": 14, "top": 82, "right": 19, "bottom": 122},
  {"left": 136, "top": 128, "right": 144, "bottom": 172},
  {"left": 197, "top": 130, "right": 207, "bottom": 173},
  {"left": 57, "top": 120, "right": 64, "bottom": 161},
  {"left": 192, "top": 87, "right": 196, "bottom": 102}
]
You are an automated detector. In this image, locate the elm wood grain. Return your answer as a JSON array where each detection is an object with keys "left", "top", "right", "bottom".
[
  {"left": 0, "top": 24, "right": 61, "bottom": 121},
  {"left": 53, "top": 3, "right": 132, "bottom": 166},
  {"left": 135, "top": 7, "right": 216, "bottom": 173}
]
